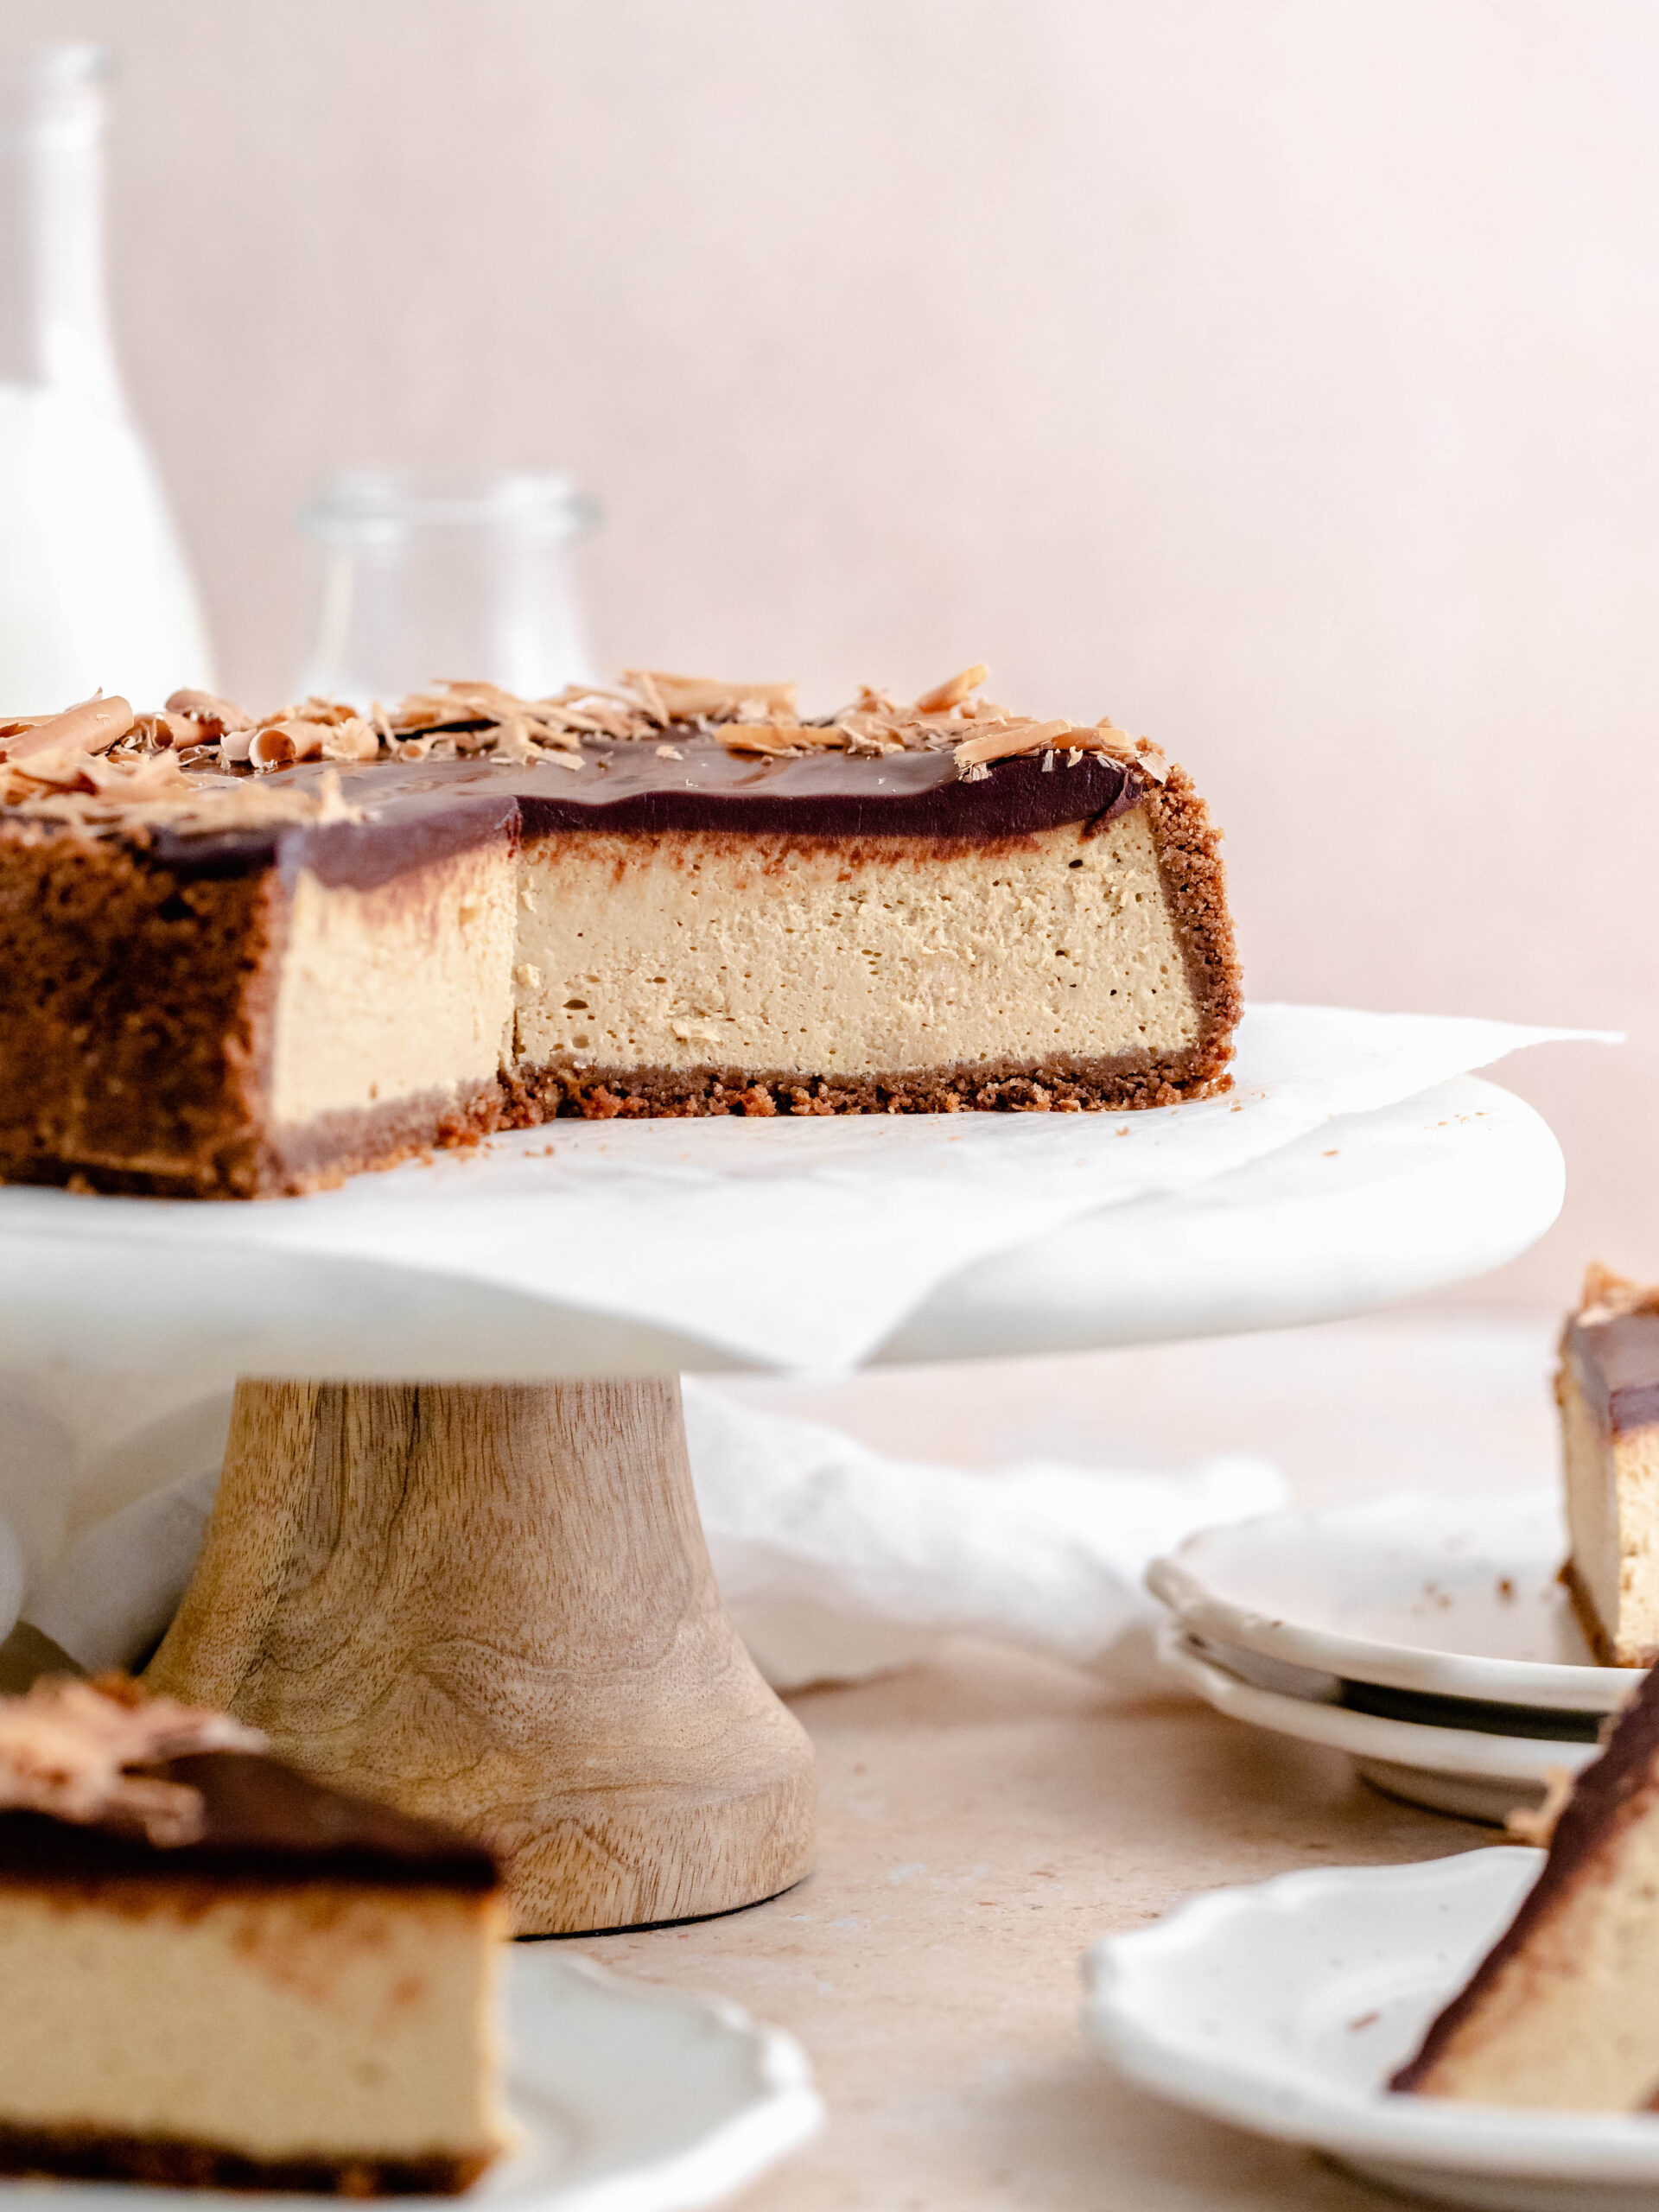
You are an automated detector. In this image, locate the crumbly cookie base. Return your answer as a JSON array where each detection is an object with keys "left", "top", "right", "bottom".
[
  {"left": 0, "top": 1044, "right": 1227, "bottom": 1198},
  {"left": 0, "top": 1082, "right": 501, "bottom": 1202},
  {"left": 0, "top": 2122, "right": 492, "bottom": 2196},
  {"left": 499, "top": 1045, "right": 1231, "bottom": 1124},
  {"left": 0, "top": 826, "right": 283, "bottom": 1199}
]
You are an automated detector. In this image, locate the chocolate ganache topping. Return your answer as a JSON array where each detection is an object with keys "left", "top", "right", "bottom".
[
  {"left": 0, "top": 664, "right": 1170, "bottom": 893},
  {"left": 146, "top": 741, "right": 1147, "bottom": 889}
]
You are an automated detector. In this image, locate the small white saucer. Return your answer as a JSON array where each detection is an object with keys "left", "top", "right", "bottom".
[
  {"left": 1147, "top": 1491, "right": 1631, "bottom": 1715},
  {"left": 1160, "top": 1624, "right": 1592, "bottom": 1823},
  {"left": 1086, "top": 1846, "right": 1659, "bottom": 2211},
  {"left": 0, "top": 1948, "right": 822, "bottom": 2212}
]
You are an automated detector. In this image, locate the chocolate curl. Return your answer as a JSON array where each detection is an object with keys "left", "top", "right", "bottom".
[
  {"left": 914, "top": 663, "right": 989, "bottom": 715},
  {"left": 0, "top": 695, "right": 133, "bottom": 766}
]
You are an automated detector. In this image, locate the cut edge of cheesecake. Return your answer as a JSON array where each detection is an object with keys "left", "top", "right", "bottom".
[
  {"left": 503, "top": 763, "right": 1239, "bottom": 1128},
  {"left": 1389, "top": 1659, "right": 1659, "bottom": 2109},
  {"left": 0, "top": 668, "right": 1243, "bottom": 1198},
  {"left": 1556, "top": 1262, "right": 1659, "bottom": 1670},
  {"left": 0, "top": 1677, "right": 511, "bottom": 2196}
]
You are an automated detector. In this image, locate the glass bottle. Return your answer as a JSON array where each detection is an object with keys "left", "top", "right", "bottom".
[
  {"left": 0, "top": 45, "right": 214, "bottom": 711},
  {"left": 296, "top": 468, "right": 596, "bottom": 706}
]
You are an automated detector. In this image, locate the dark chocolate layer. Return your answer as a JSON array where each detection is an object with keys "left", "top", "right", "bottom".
[
  {"left": 144, "top": 741, "right": 1141, "bottom": 893},
  {"left": 1392, "top": 1660, "right": 1659, "bottom": 2091},
  {"left": 1566, "top": 1313, "right": 1659, "bottom": 1434},
  {"left": 0, "top": 1751, "right": 499, "bottom": 1891}
]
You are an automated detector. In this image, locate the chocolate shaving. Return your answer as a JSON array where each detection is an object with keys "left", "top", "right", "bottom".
[
  {"left": 0, "top": 694, "right": 133, "bottom": 769},
  {"left": 714, "top": 721, "right": 850, "bottom": 757},
  {"left": 0, "top": 1675, "right": 265, "bottom": 1847},
  {"left": 165, "top": 689, "right": 253, "bottom": 738},
  {"left": 952, "top": 719, "right": 1075, "bottom": 767},
  {"left": 914, "top": 662, "right": 989, "bottom": 715},
  {"left": 0, "top": 662, "right": 1184, "bottom": 830},
  {"left": 1579, "top": 1262, "right": 1659, "bottom": 1324},
  {"left": 623, "top": 671, "right": 799, "bottom": 723}
]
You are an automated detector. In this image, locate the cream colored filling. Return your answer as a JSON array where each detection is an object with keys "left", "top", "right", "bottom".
[
  {"left": 512, "top": 809, "right": 1198, "bottom": 1077},
  {"left": 0, "top": 1885, "right": 506, "bottom": 2158},
  {"left": 1412, "top": 1819, "right": 1659, "bottom": 2107},
  {"left": 1560, "top": 1353, "right": 1659, "bottom": 1664},
  {"left": 269, "top": 845, "right": 517, "bottom": 1132},
  {"left": 262, "top": 805, "right": 1201, "bottom": 1130}
]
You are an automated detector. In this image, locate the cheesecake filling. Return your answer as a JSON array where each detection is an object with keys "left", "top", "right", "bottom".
[
  {"left": 268, "top": 844, "right": 517, "bottom": 1134},
  {"left": 258, "top": 802, "right": 1205, "bottom": 1136},
  {"left": 1560, "top": 1346, "right": 1626, "bottom": 1656},
  {"left": 0, "top": 1883, "right": 505, "bottom": 2159},
  {"left": 1395, "top": 1656, "right": 1659, "bottom": 2107},
  {"left": 510, "top": 805, "right": 1200, "bottom": 1082},
  {"left": 1560, "top": 1316, "right": 1659, "bottom": 1667},
  {"left": 1400, "top": 1808, "right": 1659, "bottom": 2107}
]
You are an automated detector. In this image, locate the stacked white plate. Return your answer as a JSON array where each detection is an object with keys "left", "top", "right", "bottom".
[{"left": 1147, "top": 1491, "right": 1635, "bottom": 1823}]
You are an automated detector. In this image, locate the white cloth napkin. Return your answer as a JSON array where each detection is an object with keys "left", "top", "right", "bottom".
[
  {"left": 6, "top": 1379, "right": 1285, "bottom": 1694},
  {"left": 682, "top": 1382, "right": 1287, "bottom": 1691},
  {"left": 0, "top": 1005, "right": 1612, "bottom": 1376}
]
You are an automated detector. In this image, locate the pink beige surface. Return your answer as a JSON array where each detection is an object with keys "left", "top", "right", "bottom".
[{"left": 5, "top": 0, "right": 1656, "bottom": 1293}]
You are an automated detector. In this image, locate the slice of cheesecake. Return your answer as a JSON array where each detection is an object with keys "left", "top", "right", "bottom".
[
  {"left": 0, "top": 666, "right": 1242, "bottom": 1197},
  {"left": 1556, "top": 1264, "right": 1659, "bottom": 1668},
  {"left": 0, "top": 1675, "right": 509, "bottom": 2193},
  {"left": 1391, "top": 1662, "right": 1659, "bottom": 2108}
]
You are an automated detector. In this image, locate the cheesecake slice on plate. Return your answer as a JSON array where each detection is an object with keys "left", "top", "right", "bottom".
[
  {"left": 0, "top": 1675, "right": 509, "bottom": 2192},
  {"left": 1557, "top": 1263, "right": 1659, "bottom": 1667},
  {"left": 1392, "top": 1661, "right": 1659, "bottom": 2108}
]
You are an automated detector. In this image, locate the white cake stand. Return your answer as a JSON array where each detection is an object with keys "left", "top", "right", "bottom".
[{"left": 0, "top": 1070, "right": 1564, "bottom": 1936}]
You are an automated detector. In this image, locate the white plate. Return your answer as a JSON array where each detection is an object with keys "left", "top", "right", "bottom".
[
  {"left": 1147, "top": 1491, "right": 1634, "bottom": 1714},
  {"left": 1159, "top": 1624, "right": 1592, "bottom": 1824},
  {"left": 1184, "top": 1627, "right": 1605, "bottom": 1749},
  {"left": 1, "top": 1948, "right": 822, "bottom": 2212},
  {"left": 1087, "top": 1846, "right": 1659, "bottom": 2211}
]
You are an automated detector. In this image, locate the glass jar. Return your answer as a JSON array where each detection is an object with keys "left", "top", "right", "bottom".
[
  {"left": 0, "top": 44, "right": 214, "bottom": 710},
  {"left": 296, "top": 468, "right": 597, "bottom": 706}
]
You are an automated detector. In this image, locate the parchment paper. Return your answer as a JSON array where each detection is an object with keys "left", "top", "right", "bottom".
[{"left": 0, "top": 1002, "right": 1610, "bottom": 1375}]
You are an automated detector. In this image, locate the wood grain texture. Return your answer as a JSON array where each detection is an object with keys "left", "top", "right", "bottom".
[{"left": 146, "top": 1377, "right": 817, "bottom": 1934}]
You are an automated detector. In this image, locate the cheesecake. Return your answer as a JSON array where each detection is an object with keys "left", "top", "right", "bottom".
[
  {"left": 1391, "top": 1661, "right": 1659, "bottom": 2108},
  {"left": 1557, "top": 1264, "right": 1659, "bottom": 1668},
  {"left": 0, "top": 665, "right": 1243, "bottom": 1197},
  {"left": 0, "top": 1675, "right": 508, "bottom": 2192}
]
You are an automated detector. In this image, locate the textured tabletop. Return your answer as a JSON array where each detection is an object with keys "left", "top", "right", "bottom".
[{"left": 570, "top": 1309, "right": 1557, "bottom": 2209}]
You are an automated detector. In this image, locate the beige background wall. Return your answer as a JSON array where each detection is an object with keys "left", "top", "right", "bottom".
[{"left": 10, "top": 0, "right": 1656, "bottom": 1306}]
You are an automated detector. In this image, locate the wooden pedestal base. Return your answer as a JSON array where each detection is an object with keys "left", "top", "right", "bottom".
[{"left": 146, "top": 1377, "right": 817, "bottom": 1936}]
